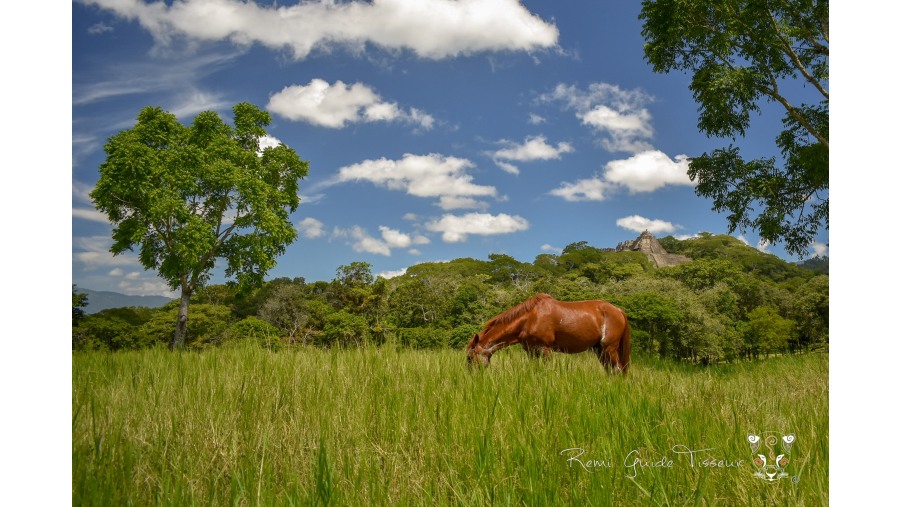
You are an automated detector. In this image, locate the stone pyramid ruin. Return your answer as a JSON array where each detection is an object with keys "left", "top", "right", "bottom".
[{"left": 615, "top": 230, "right": 691, "bottom": 268}]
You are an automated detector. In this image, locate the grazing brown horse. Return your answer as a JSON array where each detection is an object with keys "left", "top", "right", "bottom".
[{"left": 466, "top": 293, "right": 631, "bottom": 375}]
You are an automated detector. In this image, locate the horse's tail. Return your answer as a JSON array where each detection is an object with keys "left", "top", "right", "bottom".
[{"left": 619, "top": 312, "right": 631, "bottom": 376}]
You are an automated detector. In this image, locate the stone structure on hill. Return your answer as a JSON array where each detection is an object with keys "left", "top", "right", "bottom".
[{"left": 615, "top": 230, "right": 691, "bottom": 268}]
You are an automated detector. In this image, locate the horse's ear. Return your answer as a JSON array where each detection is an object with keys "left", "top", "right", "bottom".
[{"left": 467, "top": 333, "right": 479, "bottom": 349}]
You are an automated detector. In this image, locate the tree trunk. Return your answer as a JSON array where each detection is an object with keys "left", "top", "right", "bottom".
[{"left": 170, "top": 287, "right": 192, "bottom": 350}]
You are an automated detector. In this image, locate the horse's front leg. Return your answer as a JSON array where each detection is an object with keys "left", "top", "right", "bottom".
[{"left": 524, "top": 342, "right": 552, "bottom": 360}]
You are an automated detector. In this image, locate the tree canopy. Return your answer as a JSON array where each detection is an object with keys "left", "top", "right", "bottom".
[
  {"left": 90, "top": 103, "right": 309, "bottom": 349},
  {"left": 640, "top": 0, "right": 828, "bottom": 256},
  {"left": 73, "top": 235, "right": 828, "bottom": 362}
]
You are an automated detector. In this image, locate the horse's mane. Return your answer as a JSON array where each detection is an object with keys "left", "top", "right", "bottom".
[{"left": 481, "top": 293, "right": 554, "bottom": 333}]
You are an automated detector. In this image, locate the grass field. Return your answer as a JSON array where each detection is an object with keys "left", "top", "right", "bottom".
[{"left": 72, "top": 344, "right": 828, "bottom": 505}]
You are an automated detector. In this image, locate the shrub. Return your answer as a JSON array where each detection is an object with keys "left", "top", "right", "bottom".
[
  {"left": 449, "top": 324, "right": 481, "bottom": 349},
  {"left": 319, "top": 310, "right": 370, "bottom": 348},
  {"left": 398, "top": 327, "right": 450, "bottom": 349},
  {"left": 136, "top": 304, "right": 232, "bottom": 348},
  {"left": 227, "top": 317, "right": 282, "bottom": 350}
]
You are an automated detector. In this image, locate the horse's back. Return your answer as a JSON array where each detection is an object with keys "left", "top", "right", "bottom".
[{"left": 528, "top": 298, "right": 624, "bottom": 352}]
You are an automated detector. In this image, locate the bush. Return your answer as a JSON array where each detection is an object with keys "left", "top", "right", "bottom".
[
  {"left": 449, "top": 324, "right": 481, "bottom": 349},
  {"left": 136, "top": 304, "right": 232, "bottom": 348},
  {"left": 319, "top": 310, "right": 370, "bottom": 348},
  {"left": 398, "top": 327, "right": 450, "bottom": 349},
  {"left": 73, "top": 312, "right": 157, "bottom": 351},
  {"left": 226, "top": 317, "right": 281, "bottom": 350}
]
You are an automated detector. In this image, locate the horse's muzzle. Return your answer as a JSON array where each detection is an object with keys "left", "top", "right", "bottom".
[{"left": 466, "top": 349, "right": 490, "bottom": 367}]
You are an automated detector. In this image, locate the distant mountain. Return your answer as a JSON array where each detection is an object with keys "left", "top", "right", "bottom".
[{"left": 76, "top": 288, "right": 174, "bottom": 314}]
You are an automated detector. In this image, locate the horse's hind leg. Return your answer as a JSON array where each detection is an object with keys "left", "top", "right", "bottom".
[
  {"left": 593, "top": 342, "right": 622, "bottom": 375},
  {"left": 593, "top": 343, "right": 612, "bottom": 374}
]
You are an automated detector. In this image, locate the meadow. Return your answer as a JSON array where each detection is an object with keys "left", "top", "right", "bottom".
[{"left": 73, "top": 345, "right": 828, "bottom": 505}]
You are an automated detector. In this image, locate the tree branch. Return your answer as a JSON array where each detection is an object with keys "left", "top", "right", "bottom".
[{"left": 765, "top": 7, "right": 829, "bottom": 100}]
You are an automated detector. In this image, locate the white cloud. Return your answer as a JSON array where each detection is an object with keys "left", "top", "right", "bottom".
[
  {"left": 73, "top": 236, "right": 138, "bottom": 270},
  {"left": 490, "top": 135, "right": 573, "bottom": 174},
  {"left": 757, "top": 239, "right": 772, "bottom": 253},
  {"left": 116, "top": 277, "right": 177, "bottom": 297},
  {"left": 812, "top": 242, "right": 829, "bottom": 257},
  {"left": 580, "top": 105, "right": 653, "bottom": 153},
  {"left": 540, "top": 82, "right": 655, "bottom": 153},
  {"left": 736, "top": 235, "right": 750, "bottom": 246},
  {"left": 108, "top": 268, "right": 124, "bottom": 276},
  {"left": 603, "top": 150, "right": 693, "bottom": 193},
  {"left": 379, "top": 226, "right": 430, "bottom": 248},
  {"left": 335, "top": 153, "right": 496, "bottom": 210},
  {"left": 258, "top": 135, "right": 282, "bottom": 152},
  {"left": 540, "top": 244, "right": 562, "bottom": 254},
  {"left": 377, "top": 268, "right": 408, "bottom": 279},
  {"left": 72, "top": 207, "right": 110, "bottom": 223},
  {"left": 296, "top": 217, "right": 325, "bottom": 239},
  {"left": 494, "top": 161, "right": 521, "bottom": 175},
  {"left": 548, "top": 177, "right": 611, "bottom": 202},
  {"left": 333, "top": 225, "right": 428, "bottom": 256},
  {"left": 528, "top": 113, "right": 546, "bottom": 125},
  {"left": 426, "top": 212, "right": 529, "bottom": 243},
  {"left": 81, "top": 0, "right": 559, "bottom": 60},
  {"left": 333, "top": 226, "right": 392, "bottom": 256},
  {"left": 88, "top": 22, "right": 114, "bottom": 35},
  {"left": 615, "top": 215, "right": 678, "bottom": 235},
  {"left": 267, "top": 79, "right": 434, "bottom": 129}
]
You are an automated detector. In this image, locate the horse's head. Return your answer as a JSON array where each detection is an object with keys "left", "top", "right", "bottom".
[{"left": 466, "top": 333, "right": 491, "bottom": 367}]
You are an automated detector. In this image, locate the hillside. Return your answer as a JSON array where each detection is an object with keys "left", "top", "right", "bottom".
[
  {"left": 658, "top": 233, "right": 818, "bottom": 281},
  {"left": 76, "top": 288, "right": 174, "bottom": 314}
]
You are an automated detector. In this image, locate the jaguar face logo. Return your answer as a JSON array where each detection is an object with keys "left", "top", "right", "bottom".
[{"left": 747, "top": 433, "right": 795, "bottom": 482}]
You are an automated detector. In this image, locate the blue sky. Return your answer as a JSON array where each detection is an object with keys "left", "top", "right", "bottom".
[{"left": 71, "top": 0, "right": 830, "bottom": 296}]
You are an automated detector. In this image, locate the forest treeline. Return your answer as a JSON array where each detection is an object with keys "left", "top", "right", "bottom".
[{"left": 72, "top": 234, "right": 828, "bottom": 363}]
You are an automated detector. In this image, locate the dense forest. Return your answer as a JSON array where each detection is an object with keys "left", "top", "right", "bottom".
[{"left": 72, "top": 233, "right": 828, "bottom": 363}]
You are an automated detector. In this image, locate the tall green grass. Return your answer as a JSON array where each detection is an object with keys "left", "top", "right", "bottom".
[{"left": 73, "top": 344, "right": 827, "bottom": 505}]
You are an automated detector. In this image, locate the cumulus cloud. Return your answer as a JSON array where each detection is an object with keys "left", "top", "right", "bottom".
[
  {"left": 296, "top": 217, "right": 325, "bottom": 239},
  {"left": 540, "top": 82, "right": 655, "bottom": 153},
  {"left": 615, "top": 215, "right": 678, "bottom": 235},
  {"left": 757, "top": 239, "right": 772, "bottom": 253},
  {"left": 540, "top": 244, "right": 562, "bottom": 254},
  {"left": 267, "top": 79, "right": 434, "bottom": 130},
  {"left": 332, "top": 225, "right": 428, "bottom": 256},
  {"left": 377, "top": 268, "right": 408, "bottom": 279},
  {"left": 541, "top": 83, "right": 694, "bottom": 199},
  {"left": 528, "top": 113, "right": 546, "bottom": 125},
  {"left": 333, "top": 226, "right": 392, "bottom": 256},
  {"left": 425, "top": 212, "right": 529, "bottom": 243},
  {"left": 489, "top": 135, "right": 573, "bottom": 174},
  {"left": 548, "top": 177, "right": 611, "bottom": 202},
  {"left": 812, "top": 242, "right": 828, "bottom": 257},
  {"left": 603, "top": 150, "right": 694, "bottom": 193},
  {"left": 335, "top": 153, "right": 496, "bottom": 210},
  {"left": 379, "top": 226, "right": 430, "bottom": 249},
  {"left": 80, "top": 0, "right": 559, "bottom": 60}
]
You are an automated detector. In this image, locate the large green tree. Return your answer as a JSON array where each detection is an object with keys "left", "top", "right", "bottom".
[
  {"left": 91, "top": 103, "right": 309, "bottom": 349},
  {"left": 640, "top": 0, "right": 828, "bottom": 256}
]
